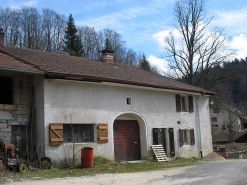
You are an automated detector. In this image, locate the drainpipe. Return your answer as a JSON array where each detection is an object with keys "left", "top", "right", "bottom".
[{"left": 196, "top": 91, "right": 205, "bottom": 158}]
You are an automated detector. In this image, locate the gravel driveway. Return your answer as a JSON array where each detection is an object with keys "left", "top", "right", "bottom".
[{"left": 8, "top": 159, "right": 247, "bottom": 185}]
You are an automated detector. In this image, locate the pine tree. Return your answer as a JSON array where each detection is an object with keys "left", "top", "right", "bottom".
[
  {"left": 63, "top": 14, "right": 83, "bottom": 57},
  {"left": 140, "top": 54, "right": 151, "bottom": 72},
  {"left": 104, "top": 38, "right": 112, "bottom": 50}
]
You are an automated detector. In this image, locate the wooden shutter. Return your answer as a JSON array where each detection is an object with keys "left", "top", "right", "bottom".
[
  {"left": 179, "top": 129, "right": 184, "bottom": 146},
  {"left": 97, "top": 123, "right": 108, "bottom": 143},
  {"left": 176, "top": 94, "right": 181, "bottom": 112},
  {"left": 190, "top": 129, "right": 195, "bottom": 145},
  {"left": 49, "top": 123, "right": 63, "bottom": 146},
  {"left": 153, "top": 128, "right": 159, "bottom": 145},
  {"left": 188, "top": 95, "right": 194, "bottom": 113}
]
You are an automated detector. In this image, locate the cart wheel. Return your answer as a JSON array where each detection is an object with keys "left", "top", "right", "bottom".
[
  {"left": 18, "top": 160, "right": 28, "bottom": 173},
  {"left": 0, "top": 151, "right": 7, "bottom": 176},
  {"left": 40, "top": 158, "right": 52, "bottom": 169}
]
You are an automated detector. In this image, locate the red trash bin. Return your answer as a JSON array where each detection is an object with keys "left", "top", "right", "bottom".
[{"left": 81, "top": 147, "right": 93, "bottom": 168}]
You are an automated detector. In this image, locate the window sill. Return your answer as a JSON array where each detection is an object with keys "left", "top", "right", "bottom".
[
  {"left": 63, "top": 142, "right": 95, "bottom": 144},
  {"left": 180, "top": 112, "right": 189, "bottom": 115},
  {"left": 181, "top": 144, "right": 192, "bottom": 147},
  {"left": 0, "top": 104, "right": 15, "bottom": 110}
]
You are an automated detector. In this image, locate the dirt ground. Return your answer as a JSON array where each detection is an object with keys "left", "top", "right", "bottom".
[
  {"left": 6, "top": 153, "right": 228, "bottom": 185},
  {"left": 202, "top": 152, "right": 226, "bottom": 161}
]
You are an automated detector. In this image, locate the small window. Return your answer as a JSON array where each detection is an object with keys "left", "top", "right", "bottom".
[
  {"left": 213, "top": 108, "right": 220, "bottom": 113},
  {"left": 183, "top": 129, "right": 189, "bottom": 144},
  {"left": 179, "top": 128, "right": 195, "bottom": 146},
  {"left": 181, "top": 97, "right": 186, "bottom": 111},
  {"left": 11, "top": 125, "right": 27, "bottom": 157},
  {"left": 211, "top": 117, "right": 217, "bottom": 122},
  {"left": 0, "top": 76, "right": 13, "bottom": 104},
  {"left": 175, "top": 95, "right": 193, "bottom": 113},
  {"left": 126, "top": 97, "right": 132, "bottom": 105},
  {"left": 63, "top": 124, "right": 94, "bottom": 143}
]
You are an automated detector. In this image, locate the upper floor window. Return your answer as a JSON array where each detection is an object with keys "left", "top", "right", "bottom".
[
  {"left": 126, "top": 97, "right": 132, "bottom": 106},
  {"left": 175, "top": 94, "right": 193, "bottom": 113},
  {"left": 213, "top": 108, "right": 220, "bottom": 113},
  {"left": 0, "top": 76, "right": 13, "bottom": 104}
]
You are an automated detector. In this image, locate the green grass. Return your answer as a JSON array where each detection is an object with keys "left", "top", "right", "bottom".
[{"left": 0, "top": 157, "right": 202, "bottom": 184}]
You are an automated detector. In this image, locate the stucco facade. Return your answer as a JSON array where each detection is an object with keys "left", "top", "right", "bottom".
[
  {"left": 210, "top": 105, "right": 241, "bottom": 131},
  {"left": 33, "top": 78, "right": 213, "bottom": 167}
]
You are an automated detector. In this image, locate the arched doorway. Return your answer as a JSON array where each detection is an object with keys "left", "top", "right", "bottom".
[
  {"left": 113, "top": 111, "right": 149, "bottom": 162},
  {"left": 113, "top": 120, "right": 141, "bottom": 162}
]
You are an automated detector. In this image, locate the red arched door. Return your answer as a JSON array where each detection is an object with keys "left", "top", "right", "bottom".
[{"left": 113, "top": 120, "right": 141, "bottom": 162}]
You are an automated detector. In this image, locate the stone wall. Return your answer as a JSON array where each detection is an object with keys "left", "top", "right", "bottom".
[{"left": 0, "top": 74, "right": 33, "bottom": 143}]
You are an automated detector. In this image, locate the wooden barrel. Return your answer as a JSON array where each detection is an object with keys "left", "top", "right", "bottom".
[
  {"left": 81, "top": 147, "right": 93, "bottom": 168},
  {"left": 219, "top": 148, "right": 228, "bottom": 159}
]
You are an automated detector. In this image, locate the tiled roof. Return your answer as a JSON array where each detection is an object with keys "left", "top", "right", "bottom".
[
  {"left": 212, "top": 132, "right": 247, "bottom": 143},
  {"left": 0, "top": 45, "right": 216, "bottom": 95},
  {"left": 0, "top": 52, "right": 40, "bottom": 72}
]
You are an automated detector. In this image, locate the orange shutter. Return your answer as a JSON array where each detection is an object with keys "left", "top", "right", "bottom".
[
  {"left": 49, "top": 123, "right": 63, "bottom": 146},
  {"left": 97, "top": 123, "right": 108, "bottom": 143}
]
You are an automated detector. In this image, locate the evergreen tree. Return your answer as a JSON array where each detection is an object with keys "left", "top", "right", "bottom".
[
  {"left": 104, "top": 38, "right": 112, "bottom": 50},
  {"left": 140, "top": 54, "right": 151, "bottom": 72},
  {"left": 63, "top": 14, "right": 83, "bottom": 57}
]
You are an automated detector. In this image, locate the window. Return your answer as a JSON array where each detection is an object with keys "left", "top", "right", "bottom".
[
  {"left": 213, "top": 108, "right": 220, "bottom": 113},
  {"left": 63, "top": 124, "right": 94, "bottom": 143},
  {"left": 175, "top": 95, "right": 194, "bottom": 113},
  {"left": 211, "top": 117, "right": 217, "bottom": 122},
  {"left": 0, "top": 76, "right": 13, "bottom": 104},
  {"left": 179, "top": 128, "right": 195, "bottom": 146},
  {"left": 126, "top": 97, "right": 132, "bottom": 106},
  {"left": 11, "top": 125, "right": 27, "bottom": 157},
  {"left": 181, "top": 96, "right": 186, "bottom": 111}
]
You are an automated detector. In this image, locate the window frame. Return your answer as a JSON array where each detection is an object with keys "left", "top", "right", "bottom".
[
  {"left": 211, "top": 117, "right": 217, "bottom": 122},
  {"left": 126, "top": 96, "right": 132, "bottom": 106},
  {"left": 179, "top": 128, "right": 195, "bottom": 146},
  {"left": 213, "top": 108, "right": 220, "bottom": 113},
  {"left": 63, "top": 124, "right": 95, "bottom": 143},
  {"left": 176, "top": 95, "right": 194, "bottom": 113}
]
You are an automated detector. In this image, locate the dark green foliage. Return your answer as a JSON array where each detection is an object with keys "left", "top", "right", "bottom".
[
  {"left": 63, "top": 14, "right": 83, "bottom": 57},
  {"left": 210, "top": 57, "right": 247, "bottom": 114},
  {"left": 140, "top": 54, "right": 152, "bottom": 72},
  {"left": 104, "top": 38, "right": 112, "bottom": 50}
]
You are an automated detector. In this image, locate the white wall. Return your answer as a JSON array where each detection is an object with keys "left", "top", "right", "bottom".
[
  {"left": 210, "top": 107, "right": 241, "bottom": 131},
  {"left": 42, "top": 79, "right": 212, "bottom": 166}
]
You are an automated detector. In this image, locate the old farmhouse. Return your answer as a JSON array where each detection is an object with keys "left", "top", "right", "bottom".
[{"left": 0, "top": 31, "right": 215, "bottom": 167}]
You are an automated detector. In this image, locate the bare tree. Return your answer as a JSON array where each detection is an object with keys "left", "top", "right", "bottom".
[
  {"left": 220, "top": 110, "right": 241, "bottom": 142},
  {"left": 165, "top": 0, "right": 234, "bottom": 88}
]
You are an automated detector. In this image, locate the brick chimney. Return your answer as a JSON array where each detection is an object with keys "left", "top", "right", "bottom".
[
  {"left": 0, "top": 28, "right": 5, "bottom": 46},
  {"left": 101, "top": 49, "right": 115, "bottom": 64}
]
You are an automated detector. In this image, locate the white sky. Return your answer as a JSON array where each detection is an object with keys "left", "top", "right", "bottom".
[{"left": 1, "top": 0, "right": 247, "bottom": 73}]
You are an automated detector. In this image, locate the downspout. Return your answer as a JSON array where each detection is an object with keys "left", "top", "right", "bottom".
[{"left": 196, "top": 91, "right": 205, "bottom": 158}]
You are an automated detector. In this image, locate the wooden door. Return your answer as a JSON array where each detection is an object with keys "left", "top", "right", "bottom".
[
  {"left": 113, "top": 120, "right": 141, "bottom": 162},
  {"left": 169, "top": 128, "right": 175, "bottom": 157}
]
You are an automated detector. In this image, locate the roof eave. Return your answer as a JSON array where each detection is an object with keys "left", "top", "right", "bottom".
[{"left": 45, "top": 72, "right": 216, "bottom": 95}]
